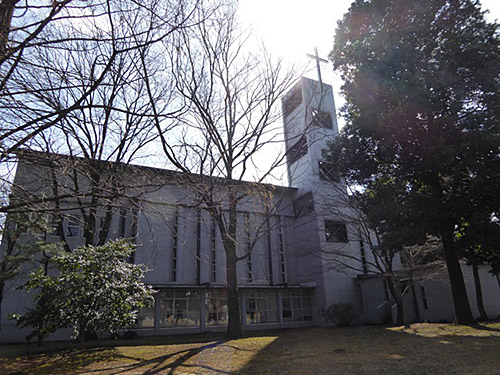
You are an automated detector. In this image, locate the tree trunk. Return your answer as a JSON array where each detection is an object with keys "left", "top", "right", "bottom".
[
  {"left": 440, "top": 228, "right": 475, "bottom": 324},
  {"left": 472, "top": 262, "right": 488, "bottom": 321},
  {"left": 225, "top": 244, "right": 242, "bottom": 339},
  {"left": 220, "top": 188, "right": 242, "bottom": 339},
  {"left": 0, "top": 279, "right": 4, "bottom": 329},
  {"left": 385, "top": 276, "right": 404, "bottom": 325},
  {"left": 395, "top": 298, "right": 404, "bottom": 326},
  {"left": 0, "top": 0, "right": 18, "bottom": 54},
  {"left": 79, "top": 328, "right": 86, "bottom": 347},
  {"left": 410, "top": 282, "right": 421, "bottom": 322}
]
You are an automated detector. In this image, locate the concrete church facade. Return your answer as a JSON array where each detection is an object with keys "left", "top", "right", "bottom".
[{"left": 1, "top": 78, "right": 499, "bottom": 343}]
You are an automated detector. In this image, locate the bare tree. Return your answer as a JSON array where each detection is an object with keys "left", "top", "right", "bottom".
[
  {"left": 0, "top": 0, "right": 202, "bottom": 159},
  {"left": 152, "top": 3, "right": 300, "bottom": 338},
  {"left": 0, "top": 0, "right": 210, "bottom": 325},
  {"left": 315, "top": 182, "right": 445, "bottom": 325}
]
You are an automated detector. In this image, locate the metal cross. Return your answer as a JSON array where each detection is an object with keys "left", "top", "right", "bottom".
[{"left": 307, "top": 47, "right": 329, "bottom": 89}]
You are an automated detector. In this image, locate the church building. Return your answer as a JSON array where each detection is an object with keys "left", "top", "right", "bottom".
[{"left": 1, "top": 77, "right": 499, "bottom": 342}]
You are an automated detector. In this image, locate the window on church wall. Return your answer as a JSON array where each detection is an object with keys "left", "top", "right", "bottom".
[
  {"left": 21, "top": 212, "right": 44, "bottom": 235},
  {"left": 383, "top": 280, "right": 390, "bottom": 301},
  {"left": 45, "top": 214, "right": 60, "bottom": 236},
  {"left": 65, "top": 215, "right": 81, "bottom": 237},
  {"left": 118, "top": 207, "right": 127, "bottom": 238},
  {"left": 283, "top": 86, "right": 302, "bottom": 118},
  {"left": 196, "top": 210, "right": 202, "bottom": 284},
  {"left": 281, "top": 289, "right": 312, "bottom": 322},
  {"left": 421, "top": 286, "right": 429, "bottom": 310},
  {"left": 130, "top": 208, "right": 139, "bottom": 240},
  {"left": 171, "top": 212, "right": 179, "bottom": 282},
  {"left": 286, "top": 135, "right": 308, "bottom": 165},
  {"left": 324, "top": 220, "right": 348, "bottom": 243},
  {"left": 210, "top": 217, "right": 217, "bottom": 283},
  {"left": 206, "top": 289, "right": 228, "bottom": 326},
  {"left": 135, "top": 303, "right": 155, "bottom": 329},
  {"left": 318, "top": 161, "right": 340, "bottom": 182},
  {"left": 360, "top": 238, "right": 368, "bottom": 274},
  {"left": 277, "top": 218, "right": 286, "bottom": 284},
  {"left": 310, "top": 108, "right": 333, "bottom": 129},
  {"left": 293, "top": 191, "right": 314, "bottom": 217},
  {"left": 244, "top": 213, "right": 253, "bottom": 282},
  {"left": 246, "top": 290, "right": 279, "bottom": 324},
  {"left": 158, "top": 289, "right": 201, "bottom": 328},
  {"left": 22, "top": 213, "right": 61, "bottom": 237}
]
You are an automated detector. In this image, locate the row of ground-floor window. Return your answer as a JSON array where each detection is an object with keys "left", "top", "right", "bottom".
[{"left": 133, "top": 287, "right": 313, "bottom": 333}]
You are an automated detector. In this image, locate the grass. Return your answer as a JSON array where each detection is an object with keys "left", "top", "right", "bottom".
[{"left": 1, "top": 322, "right": 499, "bottom": 375}]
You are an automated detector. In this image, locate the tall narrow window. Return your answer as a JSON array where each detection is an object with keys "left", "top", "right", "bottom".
[
  {"left": 245, "top": 213, "right": 252, "bottom": 282},
  {"left": 383, "top": 280, "right": 390, "bottom": 301},
  {"left": 286, "top": 135, "right": 308, "bottom": 165},
  {"left": 171, "top": 211, "right": 178, "bottom": 282},
  {"left": 130, "top": 209, "right": 138, "bottom": 263},
  {"left": 360, "top": 236, "right": 368, "bottom": 274},
  {"left": 118, "top": 207, "right": 127, "bottom": 238},
  {"left": 130, "top": 208, "right": 139, "bottom": 241},
  {"left": 196, "top": 210, "right": 201, "bottom": 285},
  {"left": 277, "top": 218, "right": 286, "bottom": 284},
  {"left": 210, "top": 217, "right": 217, "bottom": 283},
  {"left": 266, "top": 216, "right": 273, "bottom": 285},
  {"left": 421, "top": 285, "right": 429, "bottom": 310}
]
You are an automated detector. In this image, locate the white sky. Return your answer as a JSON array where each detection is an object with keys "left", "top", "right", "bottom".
[{"left": 239, "top": 0, "right": 500, "bottom": 129}]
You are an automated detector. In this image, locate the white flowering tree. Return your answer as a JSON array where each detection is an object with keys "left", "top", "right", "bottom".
[{"left": 12, "top": 239, "right": 154, "bottom": 345}]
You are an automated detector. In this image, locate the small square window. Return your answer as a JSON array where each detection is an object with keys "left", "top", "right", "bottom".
[
  {"left": 293, "top": 192, "right": 314, "bottom": 217},
  {"left": 310, "top": 109, "right": 332, "bottom": 129},
  {"left": 324, "top": 220, "right": 348, "bottom": 243}
]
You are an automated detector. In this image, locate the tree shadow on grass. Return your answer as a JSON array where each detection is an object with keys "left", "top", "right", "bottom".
[
  {"left": 98, "top": 340, "right": 229, "bottom": 375},
  {"left": 0, "top": 329, "right": 283, "bottom": 375},
  {"left": 0, "top": 347, "right": 119, "bottom": 375},
  {"left": 237, "top": 325, "right": 500, "bottom": 375},
  {"left": 0, "top": 340, "right": 232, "bottom": 375},
  {"left": 466, "top": 323, "right": 500, "bottom": 333}
]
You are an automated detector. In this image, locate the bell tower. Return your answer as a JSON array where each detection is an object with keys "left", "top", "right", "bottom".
[{"left": 282, "top": 77, "right": 339, "bottom": 192}]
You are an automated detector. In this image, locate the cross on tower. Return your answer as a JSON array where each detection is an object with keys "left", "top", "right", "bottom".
[{"left": 307, "top": 47, "right": 328, "bottom": 90}]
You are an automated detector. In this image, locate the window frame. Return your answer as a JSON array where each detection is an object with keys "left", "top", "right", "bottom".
[
  {"left": 318, "top": 160, "right": 339, "bottom": 182},
  {"left": 293, "top": 191, "right": 314, "bottom": 217},
  {"left": 65, "top": 216, "right": 81, "bottom": 238},
  {"left": 324, "top": 220, "right": 348, "bottom": 243},
  {"left": 310, "top": 108, "right": 333, "bottom": 129},
  {"left": 286, "top": 135, "right": 308, "bottom": 165},
  {"left": 283, "top": 86, "right": 303, "bottom": 118}
]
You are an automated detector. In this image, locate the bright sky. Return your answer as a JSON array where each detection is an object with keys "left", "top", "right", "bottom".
[{"left": 239, "top": 0, "right": 500, "bottom": 129}]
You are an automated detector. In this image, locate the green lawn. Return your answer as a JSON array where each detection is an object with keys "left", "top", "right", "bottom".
[{"left": 1, "top": 323, "right": 499, "bottom": 375}]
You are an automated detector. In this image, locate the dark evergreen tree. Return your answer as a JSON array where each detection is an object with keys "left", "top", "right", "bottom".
[{"left": 328, "top": 0, "right": 500, "bottom": 324}]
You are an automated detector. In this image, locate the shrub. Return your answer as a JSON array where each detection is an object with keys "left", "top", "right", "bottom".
[
  {"left": 326, "top": 303, "right": 356, "bottom": 327},
  {"left": 123, "top": 331, "right": 138, "bottom": 340}
]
